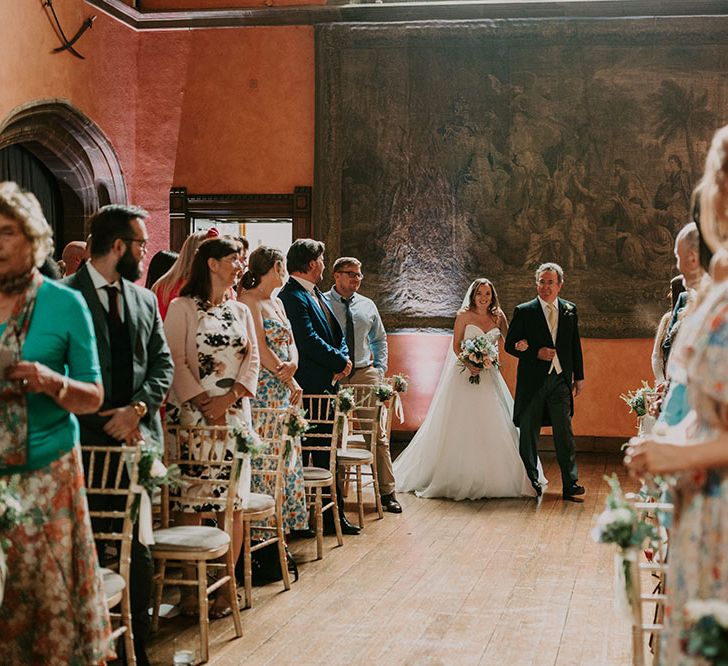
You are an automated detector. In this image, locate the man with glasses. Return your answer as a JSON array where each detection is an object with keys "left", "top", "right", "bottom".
[
  {"left": 65, "top": 204, "right": 174, "bottom": 666},
  {"left": 324, "top": 257, "right": 401, "bottom": 514}
]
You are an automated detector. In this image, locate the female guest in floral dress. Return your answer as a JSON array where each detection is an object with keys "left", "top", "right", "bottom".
[
  {"left": 164, "top": 237, "right": 259, "bottom": 617},
  {"left": 627, "top": 126, "right": 728, "bottom": 665},
  {"left": 0, "top": 182, "right": 113, "bottom": 664},
  {"left": 239, "top": 246, "right": 307, "bottom": 533}
]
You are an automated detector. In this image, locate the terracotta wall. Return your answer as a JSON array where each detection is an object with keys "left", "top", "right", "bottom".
[
  {"left": 1, "top": 1, "right": 652, "bottom": 438},
  {"left": 387, "top": 334, "right": 652, "bottom": 439}
]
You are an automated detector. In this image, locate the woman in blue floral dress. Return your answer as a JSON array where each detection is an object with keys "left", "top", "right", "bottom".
[
  {"left": 627, "top": 126, "right": 728, "bottom": 665},
  {"left": 240, "top": 246, "right": 307, "bottom": 533}
]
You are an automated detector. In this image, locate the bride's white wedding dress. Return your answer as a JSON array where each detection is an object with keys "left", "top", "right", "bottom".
[{"left": 393, "top": 325, "right": 547, "bottom": 500}]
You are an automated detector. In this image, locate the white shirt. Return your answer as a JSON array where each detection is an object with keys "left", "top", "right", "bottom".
[
  {"left": 291, "top": 275, "right": 317, "bottom": 295},
  {"left": 537, "top": 296, "right": 562, "bottom": 374},
  {"left": 86, "top": 261, "right": 125, "bottom": 322}
]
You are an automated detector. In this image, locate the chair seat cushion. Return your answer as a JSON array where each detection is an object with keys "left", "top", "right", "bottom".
[
  {"left": 244, "top": 492, "right": 275, "bottom": 513},
  {"left": 337, "top": 448, "right": 373, "bottom": 462},
  {"left": 303, "top": 466, "right": 333, "bottom": 482},
  {"left": 151, "top": 525, "right": 230, "bottom": 552},
  {"left": 100, "top": 567, "right": 125, "bottom": 600}
]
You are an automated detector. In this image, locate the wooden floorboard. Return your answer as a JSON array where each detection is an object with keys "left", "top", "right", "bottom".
[{"left": 148, "top": 453, "right": 638, "bottom": 665}]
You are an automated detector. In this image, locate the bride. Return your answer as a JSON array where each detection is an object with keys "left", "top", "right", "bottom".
[{"left": 393, "top": 278, "right": 547, "bottom": 500}]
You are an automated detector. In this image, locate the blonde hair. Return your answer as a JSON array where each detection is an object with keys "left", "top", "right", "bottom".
[
  {"left": 152, "top": 231, "right": 207, "bottom": 302},
  {"left": 699, "top": 124, "right": 728, "bottom": 253},
  {"left": 0, "top": 181, "right": 54, "bottom": 267}
]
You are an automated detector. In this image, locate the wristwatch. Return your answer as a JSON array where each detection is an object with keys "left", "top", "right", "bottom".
[{"left": 131, "top": 400, "right": 148, "bottom": 419}]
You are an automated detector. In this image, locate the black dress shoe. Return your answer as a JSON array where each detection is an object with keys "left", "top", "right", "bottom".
[
  {"left": 381, "top": 493, "right": 402, "bottom": 513},
  {"left": 531, "top": 480, "right": 543, "bottom": 497},
  {"left": 563, "top": 484, "right": 585, "bottom": 502},
  {"left": 291, "top": 528, "right": 316, "bottom": 539},
  {"left": 322, "top": 510, "right": 361, "bottom": 536}
]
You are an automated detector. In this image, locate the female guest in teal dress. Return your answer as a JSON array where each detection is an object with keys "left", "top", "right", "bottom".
[
  {"left": 627, "top": 126, "right": 728, "bottom": 665},
  {"left": 240, "top": 246, "right": 307, "bottom": 533},
  {"left": 0, "top": 182, "right": 113, "bottom": 664}
]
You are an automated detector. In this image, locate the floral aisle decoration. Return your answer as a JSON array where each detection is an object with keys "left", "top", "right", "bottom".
[
  {"left": 336, "top": 388, "right": 356, "bottom": 451},
  {"left": 388, "top": 374, "right": 409, "bottom": 425},
  {"left": 591, "top": 474, "right": 658, "bottom": 618},
  {"left": 683, "top": 599, "right": 728, "bottom": 664},
  {"left": 457, "top": 335, "right": 500, "bottom": 384},
  {"left": 130, "top": 444, "right": 180, "bottom": 545},
  {"left": 232, "top": 423, "right": 265, "bottom": 507},
  {"left": 284, "top": 407, "right": 310, "bottom": 470},
  {"left": 620, "top": 381, "right": 659, "bottom": 435},
  {"left": 0, "top": 478, "right": 26, "bottom": 606},
  {"left": 372, "top": 383, "right": 394, "bottom": 404}
]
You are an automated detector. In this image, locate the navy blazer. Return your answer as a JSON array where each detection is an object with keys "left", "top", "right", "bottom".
[
  {"left": 278, "top": 278, "right": 349, "bottom": 394},
  {"left": 504, "top": 297, "right": 584, "bottom": 427}
]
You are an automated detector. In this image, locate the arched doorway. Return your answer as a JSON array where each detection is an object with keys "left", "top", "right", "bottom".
[{"left": 0, "top": 99, "right": 127, "bottom": 252}]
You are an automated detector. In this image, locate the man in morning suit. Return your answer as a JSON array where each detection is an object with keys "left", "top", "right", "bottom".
[
  {"left": 505, "top": 262, "right": 585, "bottom": 502},
  {"left": 64, "top": 204, "right": 174, "bottom": 666},
  {"left": 278, "top": 238, "right": 361, "bottom": 535}
]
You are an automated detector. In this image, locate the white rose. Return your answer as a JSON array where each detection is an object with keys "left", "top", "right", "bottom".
[{"left": 149, "top": 459, "right": 167, "bottom": 479}]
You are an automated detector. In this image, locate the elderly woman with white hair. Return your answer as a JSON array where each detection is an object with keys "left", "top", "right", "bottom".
[{"left": 0, "top": 182, "right": 113, "bottom": 663}]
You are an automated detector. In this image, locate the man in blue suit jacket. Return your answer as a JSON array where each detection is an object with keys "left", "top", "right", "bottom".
[{"left": 278, "top": 238, "right": 360, "bottom": 534}]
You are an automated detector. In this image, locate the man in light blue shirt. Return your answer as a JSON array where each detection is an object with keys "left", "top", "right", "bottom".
[{"left": 323, "top": 257, "right": 401, "bottom": 513}]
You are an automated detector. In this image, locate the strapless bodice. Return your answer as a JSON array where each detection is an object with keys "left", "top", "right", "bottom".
[{"left": 463, "top": 324, "right": 500, "bottom": 341}]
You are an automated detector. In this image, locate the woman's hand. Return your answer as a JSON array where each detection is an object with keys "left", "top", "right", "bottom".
[
  {"left": 6, "top": 361, "right": 63, "bottom": 396},
  {"left": 624, "top": 437, "right": 686, "bottom": 476},
  {"left": 275, "top": 360, "right": 297, "bottom": 383},
  {"left": 514, "top": 339, "right": 529, "bottom": 352},
  {"left": 287, "top": 379, "right": 303, "bottom": 405},
  {"left": 201, "top": 394, "right": 235, "bottom": 422}
]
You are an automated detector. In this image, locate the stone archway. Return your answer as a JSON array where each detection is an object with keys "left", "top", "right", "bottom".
[{"left": 0, "top": 99, "right": 127, "bottom": 237}]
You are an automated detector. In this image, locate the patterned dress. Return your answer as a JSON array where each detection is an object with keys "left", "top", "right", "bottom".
[
  {"left": 251, "top": 318, "right": 307, "bottom": 532},
  {"left": 0, "top": 447, "right": 114, "bottom": 665},
  {"left": 166, "top": 298, "right": 252, "bottom": 513},
  {"left": 661, "top": 282, "right": 728, "bottom": 665}
]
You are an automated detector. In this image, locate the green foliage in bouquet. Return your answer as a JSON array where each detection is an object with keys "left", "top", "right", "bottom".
[
  {"left": 620, "top": 381, "right": 657, "bottom": 417},
  {"left": 0, "top": 479, "right": 25, "bottom": 549},
  {"left": 286, "top": 407, "right": 311, "bottom": 439},
  {"left": 131, "top": 445, "right": 180, "bottom": 522},
  {"left": 684, "top": 600, "right": 728, "bottom": 665},
  {"left": 336, "top": 387, "right": 356, "bottom": 414},
  {"left": 372, "top": 383, "right": 394, "bottom": 403},
  {"left": 391, "top": 374, "right": 409, "bottom": 393}
]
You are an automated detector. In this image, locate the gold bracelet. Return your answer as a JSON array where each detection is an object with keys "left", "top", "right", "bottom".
[{"left": 56, "top": 375, "right": 69, "bottom": 401}]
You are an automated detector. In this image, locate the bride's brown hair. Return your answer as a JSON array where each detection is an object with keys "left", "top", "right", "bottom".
[{"left": 466, "top": 278, "right": 500, "bottom": 316}]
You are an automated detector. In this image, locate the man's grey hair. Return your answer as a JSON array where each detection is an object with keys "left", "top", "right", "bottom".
[
  {"left": 535, "top": 262, "right": 564, "bottom": 284},
  {"left": 675, "top": 222, "right": 700, "bottom": 253}
]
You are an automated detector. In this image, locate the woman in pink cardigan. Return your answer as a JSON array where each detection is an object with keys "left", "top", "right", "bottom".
[{"left": 164, "top": 237, "right": 259, "bottom": 618}]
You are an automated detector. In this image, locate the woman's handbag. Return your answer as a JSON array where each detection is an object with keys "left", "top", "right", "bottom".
[{"left": 236, "top": 541, "right": 299, "bottom": 586}]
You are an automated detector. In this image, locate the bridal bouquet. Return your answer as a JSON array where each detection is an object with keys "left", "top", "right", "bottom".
[
  {"left": 458, "top": 335, "right": 500, "bottom": 384},
  {"left": 683, "top": 599, "right": 728, "bottom": 664},
  {"left": 620, "top": 382, "right": 658, "bottom": 418}
]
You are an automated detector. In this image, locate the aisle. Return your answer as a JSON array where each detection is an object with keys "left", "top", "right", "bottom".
[{"left": 149, "top": 453, "right": 634, "bottom": 665}]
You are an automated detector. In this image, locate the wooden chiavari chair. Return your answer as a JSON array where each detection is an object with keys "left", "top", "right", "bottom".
[
  {"left": 301, "top": 394, "right": 344, "bottom": 560},
  {"left": 150, "top": 425, "right": 243, "bottom": 664},
  {"left": 626, "top": 498, "right": 672, "bottom": 666},
  {"left": 336, "top": 384, "right": 385, "bottom": 527},
  {"left": 82, "top": 443, "right": 139, "bottom": 666},
  {"left": 241, "top": 407, "right": 291, "bottom": 609}
]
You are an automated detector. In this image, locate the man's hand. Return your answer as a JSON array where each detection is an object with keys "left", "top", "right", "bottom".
[
  {"left": 100, "top": 406, "right": 141, "bottom": 442},
  {"left": 573, "top": 380, "right": 584, "bottom": 397},
  {"left": 342, "top": 359, "right": 353, "bottom": 377},
  {"left": 537, "top": 347, "right": 556, "bottom": 362}
]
